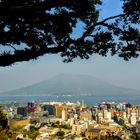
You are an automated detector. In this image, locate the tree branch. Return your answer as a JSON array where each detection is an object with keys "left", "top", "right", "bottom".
[
  {"left": 5, "top": 44, "right": 16, "bottom": 51},
  {"left": 81, "top": 14, "right": 125, "bottom": 39},
  {"left": 0, "top": 47, "right": 66, "bottom": 67},
  {"left": 101, "top": 22, "right": 130, "bottom": 46},
  {"left": 0, "top": 0, "right": 79, "bottom": 15}
]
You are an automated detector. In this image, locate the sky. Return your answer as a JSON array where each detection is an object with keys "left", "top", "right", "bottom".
[{"left": 1, "top": 0, "right": 140, "bottom": 92}]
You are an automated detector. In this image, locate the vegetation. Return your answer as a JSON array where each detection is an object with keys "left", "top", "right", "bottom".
[
  {"left": 0, "top": 108, "right": 8, "bottom": 139},
  {"left": 27, "top": 129, "right": 39, "bottom": 139},
  {"left": 131, "top": 130, "right": 140, "bottom": 140},
  {"left": 0, "top": 108, "right": 8, "bottom": 130},
  {"left": 51, "top": 122, "right": 58, "bottom": 128},
  {"left": 100, "top": 134, "right": 122, "bottom": 140},
  {"left": 60, "top": 124, "right": 71, "bottom": 129},
  {"left": 0, "top": 111, "right": 39, "bottom": 140},
  {"left": 51, "top": 122, "right": 71, "bottom": 129},
  {"left": 56, "top": 130, "right": 65, "bottom": 137},
  {"left": 0, "top": 0, "right": 140, "bottom": 66}
]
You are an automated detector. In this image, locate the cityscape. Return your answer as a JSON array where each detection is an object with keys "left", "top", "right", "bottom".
[
  {"left": 0, "top": 0, "right": 140, "bottom": 140},
  {"left": 0, "top": 100, "right": 140, "bottom": 140}
]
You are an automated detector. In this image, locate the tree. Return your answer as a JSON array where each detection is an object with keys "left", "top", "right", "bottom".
[
  {"left": 0, "top": 108, "right": 8, "bottom": 130},
  {"left": 100, "top": 134, "right": 122, "bottom": 140},
  {"left": 56, "top": 130, "right": 65, "bottom": 137},
  {"left": 60, "top": 124, "right": 71, "bottom": 129},
  {"left": 0, "top": 0, "right": 140, "bottom": 67},
  {"left": 0, "top": 108, "right": 8, "bottom": 139},
  {"left": 27, "top": 129, "right": 39, "bottom": 140},
  {"left": 131, "top": 130, "right": 140, "bottom": 140}
]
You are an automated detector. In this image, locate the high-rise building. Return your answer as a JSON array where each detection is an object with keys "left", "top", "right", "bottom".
[
  {"left": 28, "top": 102, "right": 35, "bottom": 108},
  {"left": 130, "top": 113, "right": 137, "bottom": 125},
  {"left": 43, "top": 104, "right": 55, "bottom": 115},
  {"left": 62, "top": 109, "right": 67, "bottom": 121},
  {"left": 17, "top": 107, "right": 27, "bottom": 117},
  {"left": 103, "top": 110, "right": 111, "bottom": 121},
  {"left": 55, "top": 104, "right": 67, "bottom": 117},
  {"left": 97, "top": 112, "right": 103, "bottom": 123},
  {"left": 108, "top": 108, "right": 115, "bottom": 118},
  {"left": 27, "top": 102, "right": 37, "bottom": 114}
]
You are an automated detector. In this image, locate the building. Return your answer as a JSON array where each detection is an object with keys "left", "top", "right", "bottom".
[
  {"left": 97, "top": 112, "right": 103, "bottom": 123},
  {"left": 55, "top": 104, "right": 67, "bottom": 117},
  {"left": 43, "top": 104, "right": 55, "bottom": 115},
  {"left": 17, "top": 107, "right": 27, "bottom": 117},
  {"left": 138, "top": 108, "right": 140, "bottom": 119},
  {"left": 27, "top": 102, "right": 36, "bottom": 114},
  {"left": 130, "top": 113, "right": 137, "bottom": 125},
  {"left": 37, "top": 127, "right": 59, "bottom": 140},
  {"left": 85, "top": 123, "right": 121, "bottom": 139},
  {"left": 136, "top": 120, "right": 140, "bottom": 131},
  {"left": 80, "top": 110, "right": 92, "bottom": 121},
  {"left": 68, "top": 118, "right": 75, "bottom": 126},
  {"left": 72, "top": 123, "right": 87, "bottom": 135},
  {"left": 103, "top": 110, "right": 111, "bottom": 121},
  {"left": 28, "top": 102, "right": 35, "bottom": 108},
  {"left": 85, "top": 127, "right": 106, "bottom": 139},
  {"left": 62, "top": 109, "right": 67, "bottom": 121}
]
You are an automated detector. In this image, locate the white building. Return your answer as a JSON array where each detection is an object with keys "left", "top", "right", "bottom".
[
  {"left": 72, "top": 123, "right": 87, "bottom": 135},
  {"left": 103, "top": 110, "right": 111, "bottom": 121},
  {"left": 130, "top": 113, "right": 137, "bottom": 125},
  {"left": 62, "top": 109, "right": 67, "bottom": 121}
]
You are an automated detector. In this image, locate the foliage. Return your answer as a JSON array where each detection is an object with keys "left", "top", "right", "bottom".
[
  {"left": 30, "top": 118, "right": 39, "bottom": 124},
  {"left": 0, "top": 108, "right": 8, "bottom": 139},
  {"left": 51, "top": 122, "right": 58, "bottom": 128},
  {"left": 100, "top": 134, "right": 122, "bottom": 140},
  {"left": 0, "top": 108, "right": 8, "bottom": 130},
  {"left": 56, "top": 130, "right": 65, "bottom": 137},
  {"left": 81, "top": 131, "right": 85, "bottom": 137},
  {"left": 130, "top": 130, "right": 140, "bottom": 140},
  {"left": 27, "top": 129, "right": 39, "bottom": 139},
  {"left": 41, "top": 122, "right": 48, "bottom": 127},
  {"left": 60, "top": 124, "right": 71, "bottom": 129},
  {"left": 0, "top": 0, "right": 140, "bottom": 66},
  {"left": 0, "top": 135, "right": 9, "bottom": 140}
]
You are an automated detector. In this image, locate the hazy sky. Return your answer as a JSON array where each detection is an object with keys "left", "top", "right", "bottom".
[{"left": 1, "top": 0, "right": 140, "bottom": 92}]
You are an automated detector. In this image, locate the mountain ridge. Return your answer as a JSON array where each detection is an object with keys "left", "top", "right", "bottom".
[{"left": 1, "top": 74, "right": 140, "bottom": 96}]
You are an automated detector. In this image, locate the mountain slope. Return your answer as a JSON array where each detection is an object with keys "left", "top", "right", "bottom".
[{"left": 1, "top": 74, "right": 140, "bottom": 96}]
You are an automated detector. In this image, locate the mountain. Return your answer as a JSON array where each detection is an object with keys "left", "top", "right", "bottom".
[{"left": 1, "top": 74, "right": 140, "bottom": 96}]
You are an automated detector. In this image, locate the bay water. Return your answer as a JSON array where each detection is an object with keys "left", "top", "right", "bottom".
[{"left": 0, "top": 95, "right": 140, "bottom": 106}]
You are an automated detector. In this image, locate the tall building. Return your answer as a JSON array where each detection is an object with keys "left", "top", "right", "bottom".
[
  {"left": 62, "top": 109, "right": 67, "bottom": 121},
  {"left": 17, "top": 107, "right": 27, "bottom": 117},
  {"left": 68, "top": 118, "right": 75, "bottom": 126},
  {"left": 130, "top": 112, "right": 137, "bottom": 125},
  {"left": 28, "top": 102, "right": 35, "bottom": 108},
  {"left": 138, "top": 108, "right": 140, "bottom": 119},
  {"left": 97, "top": 112, "right": 103, "bottom": 123},
  {"left": 55, "top": 104, "right": 67, "bottom": 117},
  {"left": 27, "top": 102, "right": 36, "bottom": 114},
  {"left": 103, "top": 110, "right": 111, "bottom": 121},
  {"left": 108, "top": 108, "right": 115, "bottom": 118},
  {"left": 103, "top": 110, "right": 108, "bottom": 119},
  {"left": 43, "top": 104, "right": 55, "bottom": 115}
]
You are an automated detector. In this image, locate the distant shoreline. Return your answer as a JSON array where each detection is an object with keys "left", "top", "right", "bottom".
[{"left": 0, "top": 95, "right": 140, "bottom": 106}]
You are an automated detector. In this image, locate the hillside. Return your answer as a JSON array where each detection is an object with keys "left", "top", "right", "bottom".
[{"left": 1, "top": 74, "right": 140, "bottom": 96}]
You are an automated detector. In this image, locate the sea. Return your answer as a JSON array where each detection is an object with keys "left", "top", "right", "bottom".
[{"left": 0, "top": 95, "right": 140, "bottom": 106}]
